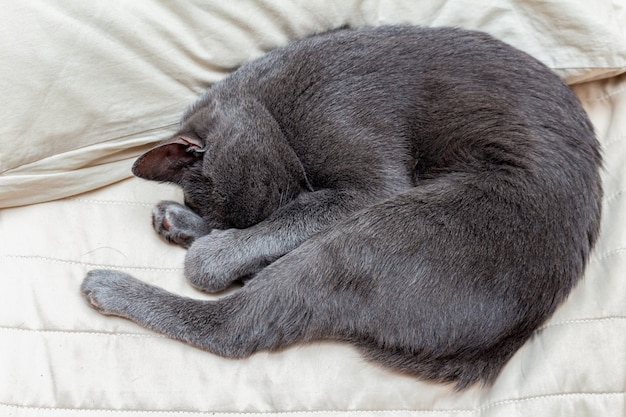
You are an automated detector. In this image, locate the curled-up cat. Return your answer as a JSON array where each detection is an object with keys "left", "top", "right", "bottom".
[{"left": 81, "top": 26, "right": 602, "bottom": 388}]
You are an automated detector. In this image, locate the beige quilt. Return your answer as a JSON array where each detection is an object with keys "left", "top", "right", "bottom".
[{"left": 1, "top": 1, "right": 625, "bottom": 416}]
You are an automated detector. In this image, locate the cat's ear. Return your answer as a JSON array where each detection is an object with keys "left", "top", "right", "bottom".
[{"left": 132, "top": 135, "right": 204, "bottom": 182}]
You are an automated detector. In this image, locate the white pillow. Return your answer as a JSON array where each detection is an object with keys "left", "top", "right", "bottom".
[{"left": 2, "top": 0, "right": 625, "bottom": 207}]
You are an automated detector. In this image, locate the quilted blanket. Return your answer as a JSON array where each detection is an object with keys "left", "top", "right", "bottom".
[{"left": 1, "top": 1, "right": 625, "bottom": 416}]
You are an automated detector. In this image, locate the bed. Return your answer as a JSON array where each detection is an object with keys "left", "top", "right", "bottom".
[{"left": 1, "top": 1, "right": 625, "bottom": 416}]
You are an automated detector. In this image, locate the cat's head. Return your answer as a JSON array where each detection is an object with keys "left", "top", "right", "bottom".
[{"left": 132, "top": 101, "right": 311, "bottom": 229}]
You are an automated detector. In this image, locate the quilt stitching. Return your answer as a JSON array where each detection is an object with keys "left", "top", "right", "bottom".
[
  {"left": 67, "top": 198, "right": 156, "bottom": 207},
  {"left": 0, "top": 326, "right": 162, "bottom": 338},
  {"left": 537, "top": 315, "right": 626, "bottom": 331},
  {"left": 0, "top": 255, "right": 184, "bottom": 272},
  {"left": 600, "top": 133, "right": 626, "bottom": 149},
  {"left": 604, "top": 187, "right": 626, "bottom": 204},
  {"left": 590, "top": 247, "right": 626, "bottom": 263},
  {"left": 4, "top": 316, "right": 625, "bottom": 339},
  {"left": 0, "top": 391, "right": 623, "bottom": 415}
]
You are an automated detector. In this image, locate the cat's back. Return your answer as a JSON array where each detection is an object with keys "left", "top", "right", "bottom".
[
  {"left": 204, "top": 26, "right": 600, "bottom": 205},
  {"left": 232, "top": 26, "right": 555, "bottom": 101},
  {"left": 244, "top": 26, "right": 596, "bottom": 164},
  {"left": 225, "top": 25, "right": 582, "bottom": 143}
]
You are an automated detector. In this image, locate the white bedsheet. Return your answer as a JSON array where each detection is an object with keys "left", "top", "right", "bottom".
[{"left": 1, "top": 1, "right": 625, "bottom": 416}]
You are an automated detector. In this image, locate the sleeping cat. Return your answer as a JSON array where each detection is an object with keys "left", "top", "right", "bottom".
[{"left": 81, "top": 26, "right": 602, "bottom": 388}]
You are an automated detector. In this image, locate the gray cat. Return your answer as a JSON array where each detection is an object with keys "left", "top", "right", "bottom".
[{"left": 81, "top": 26, "right": 602, "bottom": 388}]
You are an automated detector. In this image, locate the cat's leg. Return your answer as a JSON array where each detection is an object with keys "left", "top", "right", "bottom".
[
  {"left": 183, "top": 187, "right": 378, "bottom": 293},
  {"left": 152, "top": 201, "right": 212, "bottom": 248},
  {"left": 81, "top": 266, "right": 328, "bottom": 358}
]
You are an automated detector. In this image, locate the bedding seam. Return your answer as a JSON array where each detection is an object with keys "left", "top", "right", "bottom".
[
  {"left": 0, "top": 392, "right": 623, "bottom": 415},
  {"left": 590, "top": 247, "right": 626, "bottom": 263},
  {"left": 0, "top": 254, "right": 183, "bottom": 272},
  {"left": 479, "top": 391, "right": 624, "bottom": 413},
  {"left": 66, "top": 198, "right": 156, "bottom": 207},
  {"left": 0, "top": 326, "right": 162, "bottom": 339},
  {"left": 601, "top": 133, "right": 625, "bottom": 149},
  {"left": 3, "top": 316, "right": 625, "bottom": 339},
  {"left": 604, "top": 186, "right": 626, "bottom": 204},
  {"left": 537, "top": 316, "right": 626, "bottom": 331}
]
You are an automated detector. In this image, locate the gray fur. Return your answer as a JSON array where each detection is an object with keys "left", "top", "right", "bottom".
[{"left": 81, "top": 26, "right": 602, "bottom": 389}]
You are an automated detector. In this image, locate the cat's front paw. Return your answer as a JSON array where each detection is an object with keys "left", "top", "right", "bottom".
[
  {"left": 81, "top": 270, "right": 139, "bottom": 316},
  {"left": 184, "top": 229, "right": 262, "bottom": 293},
  {"left": 152, "top": 201, "right": 210, "bottom": 248}
]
